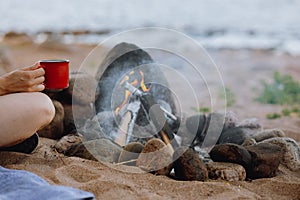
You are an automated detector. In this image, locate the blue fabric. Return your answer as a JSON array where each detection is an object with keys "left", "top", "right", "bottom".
[{"left": 0, "top": 166, "right": 94, "bottom": 200}]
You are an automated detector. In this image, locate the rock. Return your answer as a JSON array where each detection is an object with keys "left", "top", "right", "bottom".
[
  {"left": 38, "top": 100, "right": 64, "bottom": 139},
  {"left": 45, "top": 71, "right": 97, "bottom": 106},
  {"left": 242, "top": 138, "right": 257, "bottom": 147},
  {"left": 201, "top": 112, "right": 225, "bottom": 148},
  {"left": 94, "top": 42, "right": 176, "bottom": 116},
  {"left": 185, "top": 114, "right": 207, "bottom": 145},
  {"left": 63, "top": 103, "right": 94, "bottom": 134},
  {"left": 252, "top": 129, "right": 285, "bottom": 142},
  {"left": 223, "top": 111, "right": 238, "bottom": 131},
  {"left": 53, "top": 133, "right": 83, "bottom": 154},
  {"left": 66, "top": 138, "right": 122, "bottom": 163},
  {"left": 259, "top": 137, "right": 300, "bottom": 171},
  {"left": 64, "top": 71, "right": 98, "bottom": 105},
  {"left": 3, "top": 32, "right": 33, "bottom": 45},
  {"left": 218, "top": 127, "right": 250, "bottom": 145},
  {"left": 173, "top": 147, "right": 208, "bottom": 181},
  {"left": 237, "top": 118, "right": 262, "bottom": 130},
  {"left": 136, "top": 138, "right": 173, "bottom": 176},
  {"left": 62, "top": 104, "right": 76, "bottom": 134},
  {"left": 177, "top": 124, "right": 199, "bottom": 147},
  {"left": 206, "top": 162, "right": 246, "bottom": 181},
  {"left": 245, "top": 143, "right": 284, "bottom": 179},
  {"left": 118, "top": 142, "right": 145, "bottom": 166},
  {"left": 237, "top": 118, "right": 262, "bottom": 137},
  {"left": 209, "top": 143, "right": 252, "bottom": 169}
]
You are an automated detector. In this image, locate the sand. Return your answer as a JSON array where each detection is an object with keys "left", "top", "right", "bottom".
[{"left": 1, "top": 36, "right": 300, "bottom": 199}]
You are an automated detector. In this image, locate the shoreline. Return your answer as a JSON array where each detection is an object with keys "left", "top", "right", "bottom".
[{"left": 1, "top": 30, "right": 300, "bottom": 57}]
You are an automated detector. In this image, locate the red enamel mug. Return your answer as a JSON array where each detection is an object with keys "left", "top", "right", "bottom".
[{"left": 39, "top": 59, "right": 69, "bottom": 90}]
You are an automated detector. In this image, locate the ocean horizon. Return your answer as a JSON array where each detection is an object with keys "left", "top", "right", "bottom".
[{"left": 0, "top": 0, "right": 300, "bottom": 55}]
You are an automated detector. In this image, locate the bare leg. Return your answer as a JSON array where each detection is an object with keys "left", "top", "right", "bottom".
[{"left": 0, "top": 92, "right": 55, "bottom": 147}]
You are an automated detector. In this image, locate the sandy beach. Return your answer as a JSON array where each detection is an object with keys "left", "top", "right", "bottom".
[{"left": 0, "top": 35, "right": 300, "bottom": 199}]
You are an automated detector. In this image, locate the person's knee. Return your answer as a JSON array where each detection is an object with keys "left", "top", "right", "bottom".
[{"left": 35, "top": 93, "right": 55, "bottom": 127}]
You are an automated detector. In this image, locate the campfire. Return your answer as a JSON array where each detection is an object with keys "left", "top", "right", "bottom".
[{"left": 40, "top": 42, "right": 300, "bottom": 183}]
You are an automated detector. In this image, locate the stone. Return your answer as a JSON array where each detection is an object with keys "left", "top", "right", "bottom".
[
  {"left": 38, "top": 100, "right": 64, "bottom": 139},
  {"left": 201, "top": 112, "right": 225, "bottom": 148},
  {"left": 94, "top": 42, "right": 177, "bottom": 116},
  {"left": 237, "top": 118, "right": 262, "bottom": 130},
  {"left": 66, "top": 138, "right": 122, "bottom": 163},
  {"left": 118, "top": 142, "right": 145, "bottom": 166},
  {"left": 237, "top": 118, "right": 263, "bottom": 137},
  {"left": 218, "top": 127, "right": 250, "bottom": 145},
  {"left": 242, "top": 138, "right": 257, "bottom": 147},
  {"left": 245, "top": 143, "right": 284, "bottom": 179},
  {"left": 259, "top": 137, "right": 300, "bottom": 171},
  {"left": 252, "top": 129, "right": 285, "bottom": 142},
  {"left": 206, "top": 162, "right": 246, "bottom": 181},
  {"left": 177, "top": 124, "right": 199, "bottom": 147},
  {"left": 209, "top": 143, "right": 252, "bottom": 170},
  {"left": 136, "top": 138, "right": 173, "bottom": 176},
  {"left": 63, "top": 103, "right": 94, "bottom": 134},
  {"left": 185, "top": 114, "right": 207, "bottom": 145},
  {"left": 3, "top": 32, "right": 33, "bottom": 45},
  {"left": 223, "top": 111, "right": 238, "bottom": 131},
  {"left": 173, "top": 147, "right": 208, "bottom": 181},
  {"left": 64, "top": 71, "right": 98, "bottom": 105},
  {"left": 53, "top": 133, "right": 83, "bottom": 154}
]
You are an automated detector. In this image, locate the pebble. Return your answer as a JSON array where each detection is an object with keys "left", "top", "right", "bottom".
[
  {"left": 118, "top": 142, "right": 145, "bottom": 166},
  {"left": 259, "top": 137, "right": 300, "bottom": 171},
  {"left": 245, "top": 143, "right": 284, "bottom": 179},
  {"left": 237, "top": 118, "right": 262, "bottom": 130},
  {"left": 66, "top": 72, "right": 98, "bottom": 105},
  {"left": 237, "top": 118, "right": 263, "bottom": 137},
  {"left": 136, "top": 138, "right": 173, "bottom": 176},
  {"left": 63, "top": 103, "right": 94, "bottom": 134},
  {"left": 173, "top": 147, "right": 208, "bottom": 181},
  {"left": 223, "top": 111, "right": 239, "bottom": 131},
  {"left": 53, "top": 133, "right": 83, "bottom": 154},
  {"left": 66, "top": 138, "right": 122, "bottom": 163},
  {"left": 218, "top": 127, "right": 250, "bottom": 145},
  {"left": 185, "top": 114, "right": 207, "bottom": 140},
  {"left": 206, "top": 162, "right": 246, "bottom": 181},
  {"left": 252, "top": 128, "right": 285, "bottom": 142},
  {"left": 209, "top": 143, "right": 252, "bottom": 169}
]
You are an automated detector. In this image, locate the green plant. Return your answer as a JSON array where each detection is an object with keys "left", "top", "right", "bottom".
[
  {"left": 281, "top": 108, "right": 291, "bottom": 116},
  {"left": 266, "top": 113, "right": 281, "bottom": 119},
  {"left": 191, "top": 106, "right": 211, "bottom": 113},
  {"left": 291, "top": 106, "right": 300, "bottom": 113},
  {"left": 256, "top": 71, "right": 300, "bottom": 105},
  {"left": 220, "top": 86, "right": 236, "bottom": 107}
]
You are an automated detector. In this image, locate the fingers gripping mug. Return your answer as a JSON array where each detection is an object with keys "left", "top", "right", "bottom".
[{"left": 39, "top": 59, "right": 69, "bottom": 91}]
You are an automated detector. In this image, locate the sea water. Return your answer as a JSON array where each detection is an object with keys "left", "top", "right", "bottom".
[{"left": 0, "top": 0, "right": 299, "bottom": 55}]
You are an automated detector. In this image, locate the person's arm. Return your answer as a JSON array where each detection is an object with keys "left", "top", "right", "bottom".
[{"left": 0, "top": 63, "right": 45, "bottom": 96}]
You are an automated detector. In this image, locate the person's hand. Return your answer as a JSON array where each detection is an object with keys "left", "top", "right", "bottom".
[{"left": 0, "top": 63, "right": 45, "bottom": 95}]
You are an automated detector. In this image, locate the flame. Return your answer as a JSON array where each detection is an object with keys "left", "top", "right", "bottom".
[
  {"left": 115, "top": 70, "right": 151, "bottom": 115},
  {"left": 139, "top": 70, "right": 151, "bottom": 92}
]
